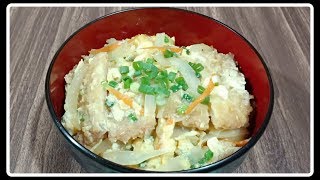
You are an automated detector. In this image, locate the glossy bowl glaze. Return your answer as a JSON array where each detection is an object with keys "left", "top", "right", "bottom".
[{"left": 45, "top": 7, "right": 274, "bottom": 173}]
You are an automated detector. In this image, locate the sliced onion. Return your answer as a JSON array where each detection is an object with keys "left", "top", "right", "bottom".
[
  {"left": 144, "top": 95, "right": 156, "bottom": 118},
  {"left": 169, "top": 57, "right": 200, "bottom": 95},
  {"left": 63, "top": 60, "right": 87, "bottom": 134},
  {"left": 203, "top": 128, "right": 248, "bottom": 142},
  {"left": 90, "top": 139, "right": 112, "bottom": 155},
  {"left": 157, "top": 156, "right": 190, "bottom": 171},
  {"left": 103, "top": 149, "right": 169, "bottom": 165}
]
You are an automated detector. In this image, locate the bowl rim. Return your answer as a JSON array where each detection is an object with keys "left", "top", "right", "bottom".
[{"left": 45, "top": 7, "right": 274, "bottom": 173}]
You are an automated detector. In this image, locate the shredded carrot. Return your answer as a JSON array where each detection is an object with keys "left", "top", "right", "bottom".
[
  {"left": 142, "top": 46, "right": 182, "bottom": 53},
  {"left": 185, "top": 79, "right": 215, "bottom": 115},
  {"left": 89, "top": 43, "right": 120, "bottom": 55},
  {"left": 107, "top": 87, "right": 133, "bottom": 108},
  {"left": 235, "top": 139, "right": 250, "bottom": 147},
  {"left": 107, "top": 87, "right": 144, "bottom": 115}
]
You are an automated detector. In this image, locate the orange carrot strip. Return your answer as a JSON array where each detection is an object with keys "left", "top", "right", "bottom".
[
  {"left": 107, "top": 87, "right": 144, "bottom": 115},
  {"left": 235, "top": 139, "right": 250, "bottom": 147},
  {"left": 89, "top": 43, "right": 120, "bottom": 55},
  {"left": 107, "top": 87, "right": 133, "bottom": 108},
  {"left": 185, "top": 79, "right": 215, "bottom": 115},
  {"left": 142, "top": 46, "right": 182, "bottom": 53}
]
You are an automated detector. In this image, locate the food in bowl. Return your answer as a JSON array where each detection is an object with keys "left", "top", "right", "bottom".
[{"left": 62, "top": 33, "right": 253, "bottom": 171}]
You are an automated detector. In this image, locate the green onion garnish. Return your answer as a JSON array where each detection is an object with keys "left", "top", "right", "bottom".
[
  {"left": 188, "top": 62, "right": 204, "bottom": 73},
  {"left": 133, "top": 61, "right": 143, "bottom": 70},
  {"left": 164, "top": 49, "right": 174, "bottom": 58},
  {"left": 133, "top": 70, "right": 142, "bottom": 77},
  {"left": 182, "top": 84, "right": 189, "bottom": 91},
  {"left": 175, "top": 77, "right": 186, "bottom": 85},
  {"left": 195, "top": 72, "right": 202, "bottom": 78},
  {"left": 146, "top": 65, "right": 159, "bottom": 79},
  {"left": 197, "top": 85, "right": 205, "bottom": 94},
  {"left": 168, "top": 72, "right": 177, "bottom": 82},
  {"left": 193, "top": 63, "right": 204, "bottom": 73},
  {"left": 177, "top": 104, "right": 188, "bottom": 115},
  {"left": 105, "top": 98, "right": 115, "bottom": 107},
  {"left": 164, "top": 36, "right": 169, "bottom": 43},
  {"left": 201, "top": 96, "right": 210, "bottom": 105},
  {"left": 124, "top": 77, "right": 133, "bottom": 89},
  {"left": 191, "top": 149, "right": 214, "bottom": 168},
  {"left": 119, "top": 66, "right": 129, "bottom": 74},
  {"left": 175, "top": 77, "right": 188, "bottom": 91},
  {"left": 108, "top": 81, "right": 118, "bottom": 88},
  {"left": 140, "top": 76, "right": 150, "bottom": 85},
  {"left": 214, "top": 82, "right": 219, "bottom": 86},
  {"left": 138, "top": 84, "right": 155, "bottom": 95},
  {"left": 146, "top": 58, "right": 155, "bottom": 64},
  {"left": 128, "top": 113, "right": 138, "bottom": 122},
  {"left": 170, "top": 84, "right": 181, "bottom": 92},
  {"left": 182, "top": 94, "right": 193, "bottom": 102}
]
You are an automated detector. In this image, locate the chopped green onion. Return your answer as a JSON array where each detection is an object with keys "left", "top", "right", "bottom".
[
  {"left": 188, "top": 62, "right": 204, "bottom": 73},
  {"left": 128, "top": 113, "right": 138, "bottom": 122},
  {"left": 214, "top": 82, "right": 219, "bottom": 86},
  {"left": 201, "top": 96, "right": 210, "bottom": 105},
  {"left": 124, "top": 77, "right": 133, "bottom": 89},
  {"left": 146, "top": 58, "right": 155, "bottom": 64},
  {"left": 195, "top": 72, "right": 202, "bottom": 78},
  {"left": 193, "top": 63, "right": 204, "bottom": 72},
  {"left": 164, "top": 36, "right": 169, "bottom": 43},
  {"left": 168, "top": 72, "right": 177, "bottom": 82},
  {"left": 175, "top": 77, "right": 186, "bottom": 85},
  {"left": 177, "top": 104, "right": 188, "bottom": 115},
  {"left": 140, "top": 76, "right": 150, "bottom": 85},
  {"left": 154, "top": 84, "right": 170, "bottom": 96},
  {"left": 197, "top": 85, "right": 205, "bottom": 94},
  {"left": 175, "top": 77, "right": 189, "bottom": 91},
  {"left": 119, "top": 66, "right": 129, "bottom": 74},
  {"left": 181, "top": 83, "right": 189, "bottom": 91},
  {"left": 133, "top": 70, "right": 142, "bottom": 77},
  {"left": 186, "top": 49, "right": 190, "bottom": 55},
  {"left": 133, "top": 61, "right": 143, "bottom": 70},
  {"left": 204, "top": 149, "right": 214, "bottom": 161},
  {"left": 105, "top": 98, "right": 115, "bottom": 107},
  {"left": 170, "top": 84, "right": 181, "bottom": 92},
  {"left": 164, "top": 49, "right": 174, "bottom": 58},
  {"left": 182, "top": 94, "right": 193, "bottom": 102},
  {"left": 80, "top": 116, "right": 85, "bottom": 122},
  {"left": 108, "top": 81, "right": 118, "bottom": 88},
  {"left": 193, "top": 149, "right": 214, "bottom": 167},
  {"left": 138, "top": 84, "right": 155, "bottom": 95},
  {"left": 159, "top": 70, "right": 168, "bottom": 79},
  {"left": 146, "top": 65, "right": 159, "bottom": 79}
]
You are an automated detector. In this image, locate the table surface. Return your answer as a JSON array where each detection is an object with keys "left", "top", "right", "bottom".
[{"left": 9, "top": 6, "right": 311, "bottom": 173}]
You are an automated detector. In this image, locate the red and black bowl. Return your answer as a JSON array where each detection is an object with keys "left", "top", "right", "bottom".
[{"left": 45, "top": 7, "right": 274, "bottom": 173}]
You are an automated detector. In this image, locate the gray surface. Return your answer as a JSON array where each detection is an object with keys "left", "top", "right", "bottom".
[{"left": 9, "top": 7, "right": 311, "bottom": 173}]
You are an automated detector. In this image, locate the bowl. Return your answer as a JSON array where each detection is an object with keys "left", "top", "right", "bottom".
[{"left": 45, "top": 7, "right": 274, "bottom": 173}]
